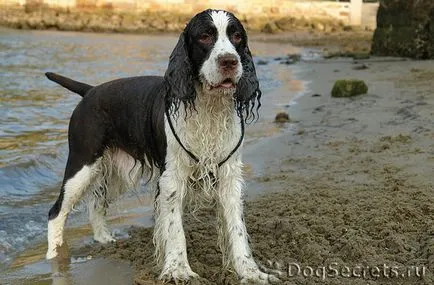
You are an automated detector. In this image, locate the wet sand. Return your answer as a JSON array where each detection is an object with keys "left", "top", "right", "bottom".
[{"left": 3, "top": 43, "right": 434, "bottom": 284}]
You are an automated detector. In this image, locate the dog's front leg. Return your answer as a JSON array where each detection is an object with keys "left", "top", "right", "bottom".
[
  {"left": 154, "top": 167, "right": 198, "bottom": 281},
  {"left": 218, "top": 160, "right": 279, "bottom": 284}
]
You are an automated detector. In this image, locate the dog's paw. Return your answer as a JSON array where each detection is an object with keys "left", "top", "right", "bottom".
[
  {"left": 93, "top": 231, "right": 116, "bottom": 244},
  {"left": 46, "top": 247, "right": 58, "bottom": 260},
  {"left": 258, "top": 262, "right": 285, "bottom": 279},
  {"left": 239, "top": 267, "right": 280, "bottom": 284},
  {"left": 240, "top": 271, "right": 280, "bottom": 284},
  {"left": 159, "top": 262, "right": 199, "bottom": 283},
  {"left": 46, "top": 242, "right": 69, "bottom": 260}
]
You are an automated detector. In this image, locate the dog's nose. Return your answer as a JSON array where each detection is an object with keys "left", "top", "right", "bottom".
[{"left": 218, "top": 54, "right": 238, "bottom": 70}]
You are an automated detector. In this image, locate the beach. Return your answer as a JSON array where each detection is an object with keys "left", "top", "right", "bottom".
[{"left": 1, "top": 29, "right": 433, "bottom": 284}]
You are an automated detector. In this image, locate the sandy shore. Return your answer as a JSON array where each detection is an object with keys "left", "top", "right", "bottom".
[{"left": 81, "top": 57, "right": 434, "bottom": 285}]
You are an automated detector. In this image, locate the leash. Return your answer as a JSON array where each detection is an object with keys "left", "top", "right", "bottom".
[{"left": 165, "top": 108, "right": 245, "bottom": 168}]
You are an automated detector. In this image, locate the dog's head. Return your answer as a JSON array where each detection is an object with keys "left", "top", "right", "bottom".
[{"left": 164, "top": 9, "right": 261, "bottom": 119}]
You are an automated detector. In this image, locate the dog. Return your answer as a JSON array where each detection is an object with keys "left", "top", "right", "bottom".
[{"left": 45, "top": 9, "right": 277, "bottom": 284}]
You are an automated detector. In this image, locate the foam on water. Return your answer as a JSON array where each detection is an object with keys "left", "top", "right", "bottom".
[{"left": 0, "top": 207, "right": 47, "bottom": 266}]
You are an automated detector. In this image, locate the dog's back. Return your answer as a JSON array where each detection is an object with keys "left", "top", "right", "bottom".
[
  {"left": 72, "top": 76, "right": 167, "bottom": 168},
  {"left": 47, "top": 74, "right": 167, "bottom": 170}
]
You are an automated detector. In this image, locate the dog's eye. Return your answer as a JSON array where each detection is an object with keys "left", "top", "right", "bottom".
[
  {"left": 232, "top": 32, "right": 242, "bottom": 44},
  {"left": 199, "top": 33, "right": 212, "bottom": 44}
]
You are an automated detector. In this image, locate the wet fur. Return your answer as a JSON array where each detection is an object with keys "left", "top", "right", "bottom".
[{"left": 45, "top": 9, "right": 276, "bottom": 284}]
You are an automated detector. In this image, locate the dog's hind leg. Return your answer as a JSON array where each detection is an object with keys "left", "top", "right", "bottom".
[
  {"left": 88, "top": 184, "right": 116, "bottom": 244},
  {"left": 47, "top": 156, "right": 101, "bottom": 259},
  {"left": 89, "top": 150, "right": 143, "bottom": 244},
  {"left": 47, "top": 108, "right": 106, "bottom": 259}
]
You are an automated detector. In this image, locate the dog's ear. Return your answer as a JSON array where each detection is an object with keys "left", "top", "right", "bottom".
[
  {"left": 235, "top": 45, "right": 262, "bottom": 119},
  {"left": 164, "top": 32, "right": 196, "bottom": 108}
]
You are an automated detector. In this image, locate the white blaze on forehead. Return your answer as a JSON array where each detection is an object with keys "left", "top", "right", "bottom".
[
  {"left": 210, "top": 10, "right": 230, "bottom": 39},
  {"left": 200, "top": 10, "right": 242, "bottom": 89}
]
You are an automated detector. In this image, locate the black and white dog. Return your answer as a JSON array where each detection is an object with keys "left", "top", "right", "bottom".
[{"left": 45, "top": 9, "right": 276, "bottom": 283}]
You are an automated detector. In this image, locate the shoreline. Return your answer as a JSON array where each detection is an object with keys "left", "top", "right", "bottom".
[{"left": 0, "top": 6, "right": 370, "bottom": 38}]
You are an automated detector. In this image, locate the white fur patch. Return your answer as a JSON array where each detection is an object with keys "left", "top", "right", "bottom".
[
  {"left": 47, "top": 163, "right": 101, "bottom": 259},
  {"left": 154, "top": 169, "right": 198, "bottom": 281},
  {"left": 169, "top": 87, "right": 241, "bottom": 207},
  {"left": 88, "top": 198, "right": 116, "bottom": 244},
  {"left": 200, "top": 10, "right": 242, "bottom": 87},
  {"left": 155, "top": 82, "right": 276, "bottom": 282},
  {"left": 154, "top": 83, "right": 244, "bottom": 280},
  {"left": 47, "top": 149, "right": 155, "bottom": 259},
  {"left": 217, "top": 155, "right": 278, "bottom": 283}
]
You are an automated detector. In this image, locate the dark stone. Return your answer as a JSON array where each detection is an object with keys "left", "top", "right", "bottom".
[
  {"left": 352, "top": 53, "right": 370, "bottom": 60},
  {"left": 287, "top": 54, "right": 301, "bottom": 62},
  {"left": 313, "top": 106, "right": 324, "bottom": 112},
  {"left": 274, "top": 112, "right": 290, "bottom": 123},
  {"left": 280, "top": 60, "right": 294, "bottom": 65},
  {"left": 261, "top": 22, "right": 280, "bottom": 34},
  {"left": 279, "top": 53, "right": 301, "bottom": 65},
  {"left": 372, "top": 0, "right": 434, "bottom": 59},
  {"left": 331, "top": 80, "right": 368, "bottom": 98},
  {"left": 352, "top": 64, "right": 369, "bottom": 70}
]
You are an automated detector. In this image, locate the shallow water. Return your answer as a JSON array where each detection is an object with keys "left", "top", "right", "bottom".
[
  {"left": 0, "top": 28, "right": 183, "bottom": 269},
  {"left": 0, "top": 27, "right": 308, "bottom": 278}
]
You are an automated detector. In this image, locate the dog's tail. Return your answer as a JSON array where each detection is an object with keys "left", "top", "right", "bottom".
[{"left": 45, "top": 72, "right": 94, "bottom": 97}]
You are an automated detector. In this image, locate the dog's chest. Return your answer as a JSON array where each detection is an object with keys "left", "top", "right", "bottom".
[
  {"left": 184, "top": 108, "right": 236, "bottom": 161},
  {"left": 171, "top": 95, "right": 240, "bottom": 167}
]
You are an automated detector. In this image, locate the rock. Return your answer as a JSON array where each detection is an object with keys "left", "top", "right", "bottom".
[
  {"left": 280, "top": 60, "right": 294, "bottom": 65},
  {"left": 342, "top": 25, "right": 353, "bottom": 31},
  {"left": 331, "top": 80, "right": 368, "bottom": 98},
  {"left": 297, "top": 128, "right": 305, "bottom": 135},
  {"left": 352, "top": 53, "right": 370, "bottom": 60},
  {"left": 287, "top": 53, "right": 301, "bottom": 62},
  {"left": 280, "top": 53, "right": 301, "bottom": 65},
  {"left": 352, "top": 64, "right": 369, "bottom": 70},
  {"left": 311, "top": 93, "right": 322, "bottom": 97},
  {"left": 274, "top": 17, "right": 296, "bottom": 31},
  {"left": 372, "top": 0, "right": 434, "bottom": 59},
  {"left": 324, "top": 52, "right": 370, "bottom": 60},
  {"left": 274, "top": 112, "right": 290, "bottom": 123},
  {"left": 261, "top": 22, "right": 280, "bottom": 34},
  {"left": 257, "top": 59, "right": 269, "bottom": 65},
  {"left": 315, "top": 22, "right": 325, "bottom": 31},
  {"left": 313, "top": 106, "right": 324, "bottom": 113}
]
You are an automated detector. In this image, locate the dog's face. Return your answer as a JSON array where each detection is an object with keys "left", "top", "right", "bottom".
[
  {"left": 165, "top": 9, "right": 261, "bottom": 116},
  {"left": 188, "top": 10, "right": 244, "bottom": 93}
]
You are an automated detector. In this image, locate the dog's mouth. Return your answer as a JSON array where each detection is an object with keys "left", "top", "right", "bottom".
[
  {"left": 216, "top": 78, "right": 236, "bottom": 89},
  {"left": 206, "top": 78, "right": 236, "bottom": 90}
]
